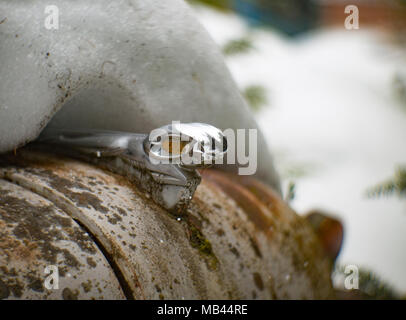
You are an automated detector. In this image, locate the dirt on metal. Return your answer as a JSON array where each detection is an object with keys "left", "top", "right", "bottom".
[{"left": 0, "top": 149, "right": 336, "bottom": 299}]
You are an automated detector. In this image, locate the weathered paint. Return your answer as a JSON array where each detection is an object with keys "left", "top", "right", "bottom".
[
  {"left": 0, "top": 179, "right": 125, "bottom": 299},
  {"left": 0, "top": 149, "right": 335, "bottom": 299}
]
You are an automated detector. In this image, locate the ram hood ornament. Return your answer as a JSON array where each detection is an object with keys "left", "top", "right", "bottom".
[
  {"left": 146, "top": 122, "right": 227, "bottom": 168},
  {"left": 37, "top": 123, "right": 228, "bottom": 215}
]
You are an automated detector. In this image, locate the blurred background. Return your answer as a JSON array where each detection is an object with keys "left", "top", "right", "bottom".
[{"left": 188, "top": 0, "right": 406, "bottom": 298}]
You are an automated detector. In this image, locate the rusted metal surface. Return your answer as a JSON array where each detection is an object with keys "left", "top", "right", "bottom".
[
  {"left": 199, "top": 170, "right": 335, "bottom": 299},
  {"left": 305, "top": 210, "right": 344, "bottom": 261},
  {"left": 0, "top": 149, "right": 335, "bottom": 299},
  {"left": 0, "top": 179, "right": 125, "bottom": 299}
]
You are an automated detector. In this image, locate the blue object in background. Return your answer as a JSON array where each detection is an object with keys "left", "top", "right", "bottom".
[{"left": 232, "top": 0, "right": 319, "bottom": 36}]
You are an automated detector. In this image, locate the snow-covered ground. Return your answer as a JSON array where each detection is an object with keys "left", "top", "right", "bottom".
[{"left": 193, "top": 5, "right": 406, "bottom": 294}]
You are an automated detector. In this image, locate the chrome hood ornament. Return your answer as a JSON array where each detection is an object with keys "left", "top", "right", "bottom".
[
  {"left": 37, "top": 123, "right": 227, "bottom": 215},
  {"left": 146, "top": 122, "right": 227, "bottom": 168}
]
